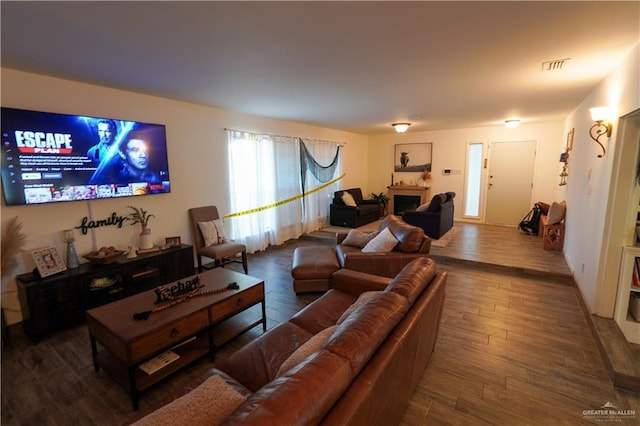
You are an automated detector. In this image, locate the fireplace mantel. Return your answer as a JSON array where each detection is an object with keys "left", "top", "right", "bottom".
[{"left": 387, "top": 186, "right": 431, "bottom": 216}]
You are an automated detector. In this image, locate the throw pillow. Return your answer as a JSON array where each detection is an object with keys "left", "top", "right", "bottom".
[
  {"left": 362, "top": 227, "right": 399, "bottom": 253},
  {"left": 341, "top": 192, "right": 357, "bottom": 207},
  {"left": 341, "top": 229, "right": 379, "bottom": 248},
  {"left": 547, "top": 201, "right": 566, "bottom": 225},
  {"left": 416, "top": 202, "right": 430, "bottom": 212},
  {"left": 198, "top": 219, "right": 227, "bottom": 247},
  {"left": 276, "top": 325, "right": 338, "bottom": 378},
  {"left": 336, "top": 291, "right": 382, "bottom": 324},
  {"left": 132, "top": 374, "right": 246, "bottom": 426}
]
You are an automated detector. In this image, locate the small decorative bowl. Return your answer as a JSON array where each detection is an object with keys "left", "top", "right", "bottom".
[{"left": 83, "top": 249, "right": 124, "bottom": 264}]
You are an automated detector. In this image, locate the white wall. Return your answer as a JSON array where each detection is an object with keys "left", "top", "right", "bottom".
[
  {"left": 0, "top": 68, "right": 369, "bottom": 325},
  {"left": 561, "top": 44, "right": 640, "bottom": 315},
  {"left": 368, "top": 122, "right": 565, "bottom": 222}
]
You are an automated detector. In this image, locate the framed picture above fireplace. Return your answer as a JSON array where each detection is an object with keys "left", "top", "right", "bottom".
[{"left": 394, "top": 143, "right": 432, "bottom": 173}]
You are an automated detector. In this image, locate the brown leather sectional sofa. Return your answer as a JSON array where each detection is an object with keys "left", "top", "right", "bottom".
[{"left": 132, "top": 257, "right": 447, "bottom": 425}]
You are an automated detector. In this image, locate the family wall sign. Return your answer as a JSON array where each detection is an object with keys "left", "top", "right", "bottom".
[{"left": 75, "top": 212, "right": 128, "bottom": 235}]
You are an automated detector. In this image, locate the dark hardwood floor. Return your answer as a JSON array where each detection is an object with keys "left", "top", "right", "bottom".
[{"left": 2, "top": 223, "right": 638, "bottom": 425}]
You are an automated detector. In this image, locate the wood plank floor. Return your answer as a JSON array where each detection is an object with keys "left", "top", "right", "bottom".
[{"left": 2, "top": 224, "right": 638, "bottom": 425}]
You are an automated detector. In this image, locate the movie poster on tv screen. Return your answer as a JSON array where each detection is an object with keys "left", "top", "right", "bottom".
[{"left": 1, "top": 107, "right": 171, "bottom": 206}]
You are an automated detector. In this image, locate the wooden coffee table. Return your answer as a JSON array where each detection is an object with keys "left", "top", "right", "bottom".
[{"left": 86, "top": 268, "right": 266, "bottom": 410}]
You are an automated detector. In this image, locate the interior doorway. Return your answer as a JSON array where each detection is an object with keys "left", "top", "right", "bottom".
[{"left": 485, "top": 140, "right": 537, "bottom": 225}]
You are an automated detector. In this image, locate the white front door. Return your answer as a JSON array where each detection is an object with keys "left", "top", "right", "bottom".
[{"left": 485, "top": 140, "right": 537, "bottom": 225}]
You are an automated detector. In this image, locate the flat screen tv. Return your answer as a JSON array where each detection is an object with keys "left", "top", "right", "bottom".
[{"left": 1, "top": 107, "right": 171, "bottom": 206}]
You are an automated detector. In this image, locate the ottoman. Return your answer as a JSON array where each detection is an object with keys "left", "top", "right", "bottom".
[{"left": 291, "top": 246, "right": 340, "bottom": 293}]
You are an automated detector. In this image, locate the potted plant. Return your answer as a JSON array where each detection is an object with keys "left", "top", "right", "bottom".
[
  {"left": 370, "top": 192, "right": 390, "bottom": 216},
  {"left": 127, "top": 206, "right": 155, "bottom": 249}
]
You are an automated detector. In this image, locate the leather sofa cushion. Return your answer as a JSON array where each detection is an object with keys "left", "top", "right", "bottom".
[
  {"left": 385, "top": 257, "right": 437, "bottom": 306},
  {"left": 276, "top": 325, "right": 339, "bottom": 378},
  {"left": 386, "top": 218, "right": 425, "bottom": 253},
  {"left": 289, "top": 289, "right": 356, "bottom": 335},
  {"left": 222, "top": 350, "right": 353, "bottom": 426},
  {"left": 324, "top": 291, "right": 409, "bottom": 375},
  {"left": 341, "top": 229, "right": 379, "bottom": 248},
  {"left": 215, "top": 321, "right": 314, "bottom": 392}
]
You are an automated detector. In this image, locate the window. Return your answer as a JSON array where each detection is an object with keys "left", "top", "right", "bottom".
[
  {"left": 226, "top": 130, "right": 341, "bottom": 252},
  {"left": 464, "top": 142, "right": 483, "bottom": 218}
]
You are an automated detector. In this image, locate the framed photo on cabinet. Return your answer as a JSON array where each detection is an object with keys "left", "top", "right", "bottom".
[{"left": 31, "top": 246, "right": 67, "bottom": 277}]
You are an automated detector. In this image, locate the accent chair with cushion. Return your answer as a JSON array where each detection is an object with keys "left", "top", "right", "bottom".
[
  {"left": 403, "top": 192, "right": 456, "bottom": 239},
  {"left": 188, "top": 206, "right": 248, "bottom": 273},
  {"left": 329, "top": 188, "right": 382, "bottom": 228}
]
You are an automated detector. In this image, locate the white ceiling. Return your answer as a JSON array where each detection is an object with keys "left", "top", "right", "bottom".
[{"left": 2, "top": 1, "right": 639, "bottom": 135}]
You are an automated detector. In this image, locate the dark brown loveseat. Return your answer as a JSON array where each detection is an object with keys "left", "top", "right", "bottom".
[
  {"left": 329, "top": 188, "right": 381, "bottom": 228},
  {"left": 131, "top": 257, "right": 447, "bottom": 425}
]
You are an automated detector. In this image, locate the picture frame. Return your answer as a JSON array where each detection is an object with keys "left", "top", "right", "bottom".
[
  {"left": 394, "top": 143, "right": 433, "bottom": 172},
  {"left": 165, "top": 236, "right": 181, "bottom": 248},
  {"left": 566, "top": 128, "right": 574, "bottom": 152},
  {"left": 31, "top": 246, "right": 67, "bottom": 278}
]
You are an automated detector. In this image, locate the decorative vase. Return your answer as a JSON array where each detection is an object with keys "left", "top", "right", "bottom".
[
  {"left": 66, "top": 241, "right": 79, "bottom": 269},
  {"left": 62, "top": 229, "right": 79, "bottom": 269},
  {"left": 139, "top": 228, "right": 153, "bottom": 250}
]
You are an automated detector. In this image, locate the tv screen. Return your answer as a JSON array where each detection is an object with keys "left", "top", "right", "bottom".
[{"left": 1, "top": 107, "right": 171, "bottom": 206}]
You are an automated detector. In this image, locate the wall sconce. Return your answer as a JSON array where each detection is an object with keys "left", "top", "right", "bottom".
[
  {"left": 505, "top": 119, "right": 520, "bottom": 128},
  {"left": 589, "top": 106, "right": 613, "bottom": 158},
  {"left": 392, "top": 122, "right": 411, "bottom": 133}
]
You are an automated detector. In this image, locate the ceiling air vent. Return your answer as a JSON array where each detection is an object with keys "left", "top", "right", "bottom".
[{"left": 541, "top": 58, "right": 570, "bottom": 71}]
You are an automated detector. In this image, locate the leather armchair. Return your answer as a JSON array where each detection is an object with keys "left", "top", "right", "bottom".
[
  {"left": 330, "top": 188, "right": 382, "bottom": 228},
  {"left": 403, "top": 192, "right": 455, "bottom": 239}
]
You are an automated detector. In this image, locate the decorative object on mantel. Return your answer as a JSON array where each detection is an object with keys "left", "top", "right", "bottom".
[
  {"left": 62, "top": 229, "right": 80, "bottom": 269},
  {"left": 417, "top": 170, "right": 432, "bottom": 187},
  {"left": 1, "top": 216, "right": 26, "bottom": 278},
  {"left": 127, "top": 205, "right": 156, "bottom": 250}
]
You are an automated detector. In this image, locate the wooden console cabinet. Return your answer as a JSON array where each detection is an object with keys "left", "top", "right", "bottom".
[{"left": 16, "top": 244, "right": 194, "bottom": 343}]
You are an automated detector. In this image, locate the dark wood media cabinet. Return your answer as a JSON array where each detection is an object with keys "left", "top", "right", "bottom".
[{"left": 17, "top": 244, "right": 194, "bottom": 343}]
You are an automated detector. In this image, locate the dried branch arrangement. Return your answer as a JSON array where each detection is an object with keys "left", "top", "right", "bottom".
[{"left": 1, "top": 216, "right": 27, "bottom": 277}]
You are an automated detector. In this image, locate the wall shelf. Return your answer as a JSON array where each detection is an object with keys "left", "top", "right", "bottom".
[{"left": 614, "top": 246, "right": 640, "bottom": 344}]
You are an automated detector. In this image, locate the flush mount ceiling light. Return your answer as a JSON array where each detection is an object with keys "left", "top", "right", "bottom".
[
  {"left": 392, "top": 123, "right": 411, "bottom": 133},
  {"left": 505, "top": 119, "right": 520, "bottom": 128},
  {"left": 589, "top": 106, "right": 613, "bottom": 158}
]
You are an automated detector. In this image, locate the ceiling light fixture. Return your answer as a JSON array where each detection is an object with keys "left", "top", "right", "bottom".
[
  {"left": 392, "top": 122, "right": 411, "bottom": 133},
  {"left": 505, "top": 119, "right": 520, "bottom": 128},
  {"left": 589, "top": 106, "right": 613, "bottom": 158}
]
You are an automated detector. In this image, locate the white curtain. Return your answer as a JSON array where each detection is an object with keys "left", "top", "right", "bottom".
[{"left": 226, "top": 130, "right": 340, "bottom": 253}]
